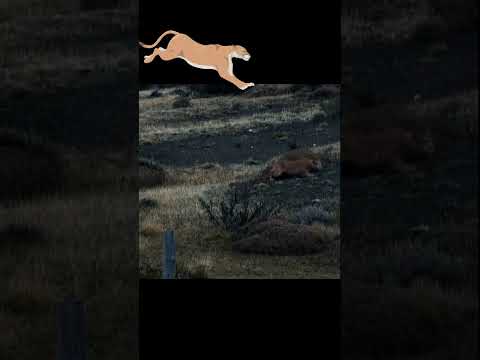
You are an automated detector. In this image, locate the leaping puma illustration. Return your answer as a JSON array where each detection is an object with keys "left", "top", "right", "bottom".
[{"left": 139, "top": 30, "right": 255, "bottom": 90}]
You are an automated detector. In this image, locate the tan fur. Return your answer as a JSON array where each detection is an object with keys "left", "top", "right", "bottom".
[
  {"left": 254, "top": 149, "right": 324, "bottom": 182},
  {"left": 139, "top": 30, "right": 254, "bottom": 90},
  {"left": 270, "top": 159, "right": 322, "bottom": 179}
]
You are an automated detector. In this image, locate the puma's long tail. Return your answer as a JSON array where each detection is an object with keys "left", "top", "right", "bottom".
[{"left": 139, "top": 30, "right": 179, "bottom": 49}]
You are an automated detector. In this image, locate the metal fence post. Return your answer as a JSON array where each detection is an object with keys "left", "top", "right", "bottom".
[{"left": 163, "top": 230, "right": 176, "bottom": 279}]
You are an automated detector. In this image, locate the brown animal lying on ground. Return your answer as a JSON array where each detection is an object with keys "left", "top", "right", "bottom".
[
  {"left": 342, "top": 127, "right": 434, "bottom": 176},
  {"left": 257, "top": 149, "right": 323, "bottom": 182},
  {"left": 270, "top": 159, "right": 322, "bottom": 179}
]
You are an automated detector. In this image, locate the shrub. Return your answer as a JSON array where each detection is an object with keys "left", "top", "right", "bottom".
[{"left": 198, "top": 183, "right": 279, "bottom": 236}]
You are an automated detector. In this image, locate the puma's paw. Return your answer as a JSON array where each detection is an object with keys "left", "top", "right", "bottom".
[{"left": 240, "top": 82, "right": 255, "bottom": 90}]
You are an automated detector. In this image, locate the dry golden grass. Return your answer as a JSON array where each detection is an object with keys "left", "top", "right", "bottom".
[
  {"left": 139, "top": 160, "right": 339, "bottom": 279},
  {"left": 140, "top": 223, "right": 164, "bottom": 238}
]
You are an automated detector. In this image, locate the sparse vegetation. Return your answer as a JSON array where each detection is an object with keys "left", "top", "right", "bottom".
[
  {"left": 232, "top": 219, "right": 337, "bottom": 255},
  {"left": 140, "top": 84, "right": 340, "bottom": 279},
  {"left": 198, "top": 183, "right": 279, "bottom": 236}
]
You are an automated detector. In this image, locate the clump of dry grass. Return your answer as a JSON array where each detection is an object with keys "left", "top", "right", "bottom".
[
  {"left": 232, "top": 219, "right": 338, "bottom": 255},
  {"left": 140, "top": 223, "right": 163, "bottom": 238},
  {"left": 176, "top": 254, "right": 213, "bottom": 279},
  {"left": 173, "top": 163, "right": 262, "bottom": 186}
]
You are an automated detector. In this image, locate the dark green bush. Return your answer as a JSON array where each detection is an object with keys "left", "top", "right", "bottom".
[{"left": 198, "top": 183, "right": 278, "bottom": 236}]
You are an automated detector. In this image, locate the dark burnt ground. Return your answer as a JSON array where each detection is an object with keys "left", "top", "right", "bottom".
[
  {"left": 139, "top": 84, "right": 340, "bottom": 167},
  {"left": 140, "top": 114, "right": 339, "bottom": 167},
  {"left": 252, "top": 163, "right": 340, "bottom": 214}
]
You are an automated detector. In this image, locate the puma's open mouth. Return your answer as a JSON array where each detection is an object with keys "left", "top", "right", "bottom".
[{"left": 243, "top": 55, "right": 251, "bottom": 61}]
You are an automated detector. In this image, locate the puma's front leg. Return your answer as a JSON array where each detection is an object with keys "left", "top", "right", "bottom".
[{"left": 217, "top": 68, "right": 254, "bottom": 90}]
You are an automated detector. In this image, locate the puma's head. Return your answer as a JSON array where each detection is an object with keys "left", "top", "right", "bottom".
[{"left": 232, "top": 46, "right": 251, "bottom": 61}]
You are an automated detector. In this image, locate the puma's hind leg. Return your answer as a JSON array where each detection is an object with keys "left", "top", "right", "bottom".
[{"left": 143, "top": 47, "right": 178, "bottom": 64}]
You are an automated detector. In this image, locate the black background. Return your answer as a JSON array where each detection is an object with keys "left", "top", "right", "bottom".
[
  {"left": 140, "top": 280, "right": 340, "bottom": 358},
  {"left": 139, "top": 1, "right": 340, "bottom": 358},
  {"left": 139, "top": 1, "right": 340, "bottom": 84}
]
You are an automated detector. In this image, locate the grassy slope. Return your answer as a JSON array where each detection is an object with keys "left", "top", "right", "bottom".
[{"left": 139, "top": 85, "right": 340, "bottom": 279}]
